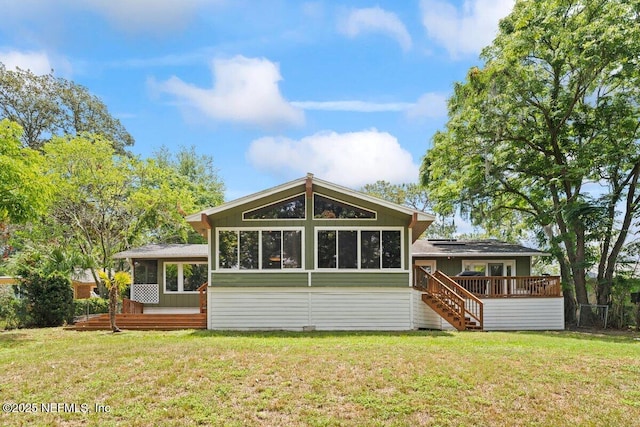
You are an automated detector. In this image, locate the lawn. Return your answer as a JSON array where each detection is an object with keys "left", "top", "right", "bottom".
[{"left": 0, "top": 328, "right": 639, "bottom": 427}]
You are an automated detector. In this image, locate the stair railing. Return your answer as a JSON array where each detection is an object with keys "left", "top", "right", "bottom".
[
  {"left": 197, "top": 283, "right": 208, "bottom": 314},
  {"left": 433, "top": 271, "right": 483, "bottom": 330},
  {"left": 414, "top": 266, "right": 466, "bottom": 330}
]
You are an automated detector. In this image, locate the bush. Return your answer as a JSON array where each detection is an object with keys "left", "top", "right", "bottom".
[
  {"left": 74, "top": 297, "right": 109, "bottom": 317},
  {"left": 0, "top": 286, "right": 27, "bottom": 329},
  {"left": 19, "top": 271, "right": 74, "bottom": 327}
]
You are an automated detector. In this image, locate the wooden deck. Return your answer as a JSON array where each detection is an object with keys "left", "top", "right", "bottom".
[{"left": 67, "top": 313, "right": 207, "bottom": 331}]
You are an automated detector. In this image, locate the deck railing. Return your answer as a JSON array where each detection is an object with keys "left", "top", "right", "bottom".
[
  {"left": 122, "top": 298, "right": 144, "bottom": 314},
  {"left": 198, "top": 282, "right": 208, "bottom": 314},
  {"left": 451, "top": 276, "right": 562, "bottom": 297}
]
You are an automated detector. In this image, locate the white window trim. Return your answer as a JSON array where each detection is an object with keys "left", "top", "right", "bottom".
[
  {"left": 242, "top": 193, "right": 306, "bottom": 221},
  {"left": 314, "top": 226, "right": 405, "bottom": 271},
  {"left": 415, "top": 259, "right": 436, "bottom": 274},
  {"left": 216, "top": 227, "right": 305, "bottom": 271},
  {"left": 312, "top": 193, "right": 377, "bottom": 221},
  {"left": 461, "top": 260, "right": 516, "bottom": 276},
  {"left": 164, "top": 262, "right": 208, "bottom": 294}
]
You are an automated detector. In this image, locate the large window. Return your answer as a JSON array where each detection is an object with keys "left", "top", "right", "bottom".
[
  {"left": 316, "top": 229, "right": 402, "bottom": 270},
  {"left": 133, "top": 260, "right": 158, "bottom": 284},
  {"left": 218, "top": 229, "right": 303, "bottom": 270},
  {"left": 165, "top": 262, "right": 208, "bottom": 293},
  {"left": 243, "top": 194, "right": 306, "bottom": 220}
]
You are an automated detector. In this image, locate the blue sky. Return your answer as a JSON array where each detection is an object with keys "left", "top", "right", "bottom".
[{"left": 0, "top": 0, "right": 514, "bottom": 202}]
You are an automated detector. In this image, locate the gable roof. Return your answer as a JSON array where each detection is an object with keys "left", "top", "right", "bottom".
[
  {"left": 412, "top": 239, "right": 549, "bottom": 257},
  {"left": 113, "top": 244, "right": 208, "bottom": 260},
  {"left": 186, "top": 173, "right": 435, "bottom": 240}
]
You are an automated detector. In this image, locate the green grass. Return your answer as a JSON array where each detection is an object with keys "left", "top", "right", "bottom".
[{"left": 1, "top": 328, "right": 639, "bottom": 426}]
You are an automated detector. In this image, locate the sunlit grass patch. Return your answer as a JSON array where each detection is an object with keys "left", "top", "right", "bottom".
[{"left": 0, "top": 328, "right": 638, "bottom": 426}]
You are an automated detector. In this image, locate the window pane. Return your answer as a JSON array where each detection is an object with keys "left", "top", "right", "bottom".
[
  {"left": 262, "top": 231, "right": 282, "bottom": 269},
  {"left": 244, "top": 194, "right": 306, "bottom": 219},
  {"left": 219, "top": 231, "right": 238, "bottom": 269},
  {"left": 183, "top": 264, "right": 207, "bottom": 292},
  {"left": 338, "top": 231, "right": 358, "bottom": 269},
  {"left": 314, "top": 194, "right": 375, "bottom": 219},
  {"left": 133, "top": 260, "right": 157, "bottom": 284},
  {"left": 165, "top": 263, "right": 178, "bottom": 292},
  {"left": 318, "top": 230, "right": 336, "bottom": 268},
  {"left": 361, "top": 231, "right": 381, "bottom": 269},
  {"left": 382, "top": 231, "right": 401, "bottom": 269},
  {"left": 240, "top": 231, "right": 259, "bottom": 269},
  {"left": 283, "top": 231, "right": 302, "bottom": 269}
]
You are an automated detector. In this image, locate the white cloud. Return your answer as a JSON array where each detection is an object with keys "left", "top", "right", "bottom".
[
  {"left": 0, "top": 50, "right": 53, "bottom": 75},
  {"left": 420, "top": 0, "right": 514, "bottom": 57},
  {"left": 340, "top": 7, "right": 412, "bottom": 51},
  {"left": 291, "top": 92, "right": 447, "bottom": 119},
  {"left": 247, "top": 129, "right": 419, "bottom": 187},
  {"left": 153, "top": 56, "right": 304, "bottom": 128},
  {"left": 406, "top": 92, "right": 448, "bottom": 119},
  {"left": 82, "top": 0, "right": 214, "bottom": 34},
  {"left": 0, "top": 50, "right": 73, "bottom": 76}
]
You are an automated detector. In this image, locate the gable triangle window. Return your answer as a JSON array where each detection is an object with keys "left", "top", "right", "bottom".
[
  {"left": 313, "top": 194, "right": 376, "bottom": 219},
  {"left": 243, "top": 194, "right": 306, "bottom": 220}
]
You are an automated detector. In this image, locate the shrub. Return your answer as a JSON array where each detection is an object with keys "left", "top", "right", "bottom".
[
  {"left": 0, "top": 286, "right": 27, "bottom": 329},
  {"left": 73, "top": 297, "right": 109, "bottom": 317},
  {"left": 19, "top": 271, "right": 74, "bottom": 327}
]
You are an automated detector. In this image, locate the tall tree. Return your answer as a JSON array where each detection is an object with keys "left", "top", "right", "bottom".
[
  {"left": 421, "top": 0, "right": 640, "bottom": 319},
  {"left": 0, "top": 119, "right": 50, "bottom": 225},
  {"left": 361, "top": 181, "right": 456, "bottom": 238},
  {"left": 152, "top": 145, "right": 225, "bottom": 243},
  {"left": 0, "top": 64, "right": 133, "bottom": 151},
  {"left": 34, "top": 135, "right": 225, "bottom": 290}
]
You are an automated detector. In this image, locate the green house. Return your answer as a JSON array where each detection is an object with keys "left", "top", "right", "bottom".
[{"left": 112, "top": 174, "right": 564, "bottom": 331}]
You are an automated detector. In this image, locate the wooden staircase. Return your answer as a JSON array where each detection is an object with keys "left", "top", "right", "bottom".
[
  {"left": 421, "top": 293, "right": 482, "bottom": 331},
  {"left": 68, "top": 313, "right": 207, "bottom": 331},
  {"left": 414, "top": 267, "right": 484, "bottom": 331}
]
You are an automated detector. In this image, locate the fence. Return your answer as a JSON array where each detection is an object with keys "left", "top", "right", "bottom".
[{"left": 578, "top": 304, "right": 609, "bottom": 329}]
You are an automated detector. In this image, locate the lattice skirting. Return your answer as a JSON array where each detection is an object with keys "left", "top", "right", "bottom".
[{"left": 131, "top": 283, "right": 160, "bottom": 304}]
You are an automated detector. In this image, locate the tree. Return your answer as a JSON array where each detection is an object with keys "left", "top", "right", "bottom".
[
  {"left": 99, "top": 271, "right": 131, "bottom": 333},
  {"left": 151, "top": 145, "right": 225, "bottom": 243},
  {"left": 0, "top": 64, "right": 133, "bottom": 151},
  {"left": 421, "top": 0, "right": 640, "bottom": 321},
  {"left": 0, "top": 119, "right": 50, "bottom": 224},
  {"left": 0, "top": 119, "right": 51, "bottom": 263},
  {"left": 361, "top": 181, "right": 456, "bottom": 238},
  {"left": 38, "top": 135, "right": 224, "bottom": 290}
]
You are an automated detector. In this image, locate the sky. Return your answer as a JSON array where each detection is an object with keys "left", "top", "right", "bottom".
[{"left": 0, "top": 0, "right": 515, "bottom": 202}]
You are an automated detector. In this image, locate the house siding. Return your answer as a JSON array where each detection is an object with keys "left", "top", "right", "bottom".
[
  {"left": 208, "top": 287, "right": 412, "bottom": 331},
  {"left": 411, "top": 289, "right": 444, "bottom": 329},
  {"left": 482, "top": 298, "right": 564, "bottom": 330},
  {"left": 310, "top": 272, "right": 408, "bottom": 287},
  {"left": 211, "top": 272, "right": 308, "bottom": 287}
]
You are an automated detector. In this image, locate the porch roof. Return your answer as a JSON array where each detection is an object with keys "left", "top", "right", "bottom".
[
  {"left": 412, "top": 239, "right": 549, "bottom": 257},
  {"left": 113, "top": 244, "right": 208, "bottom": 260}
]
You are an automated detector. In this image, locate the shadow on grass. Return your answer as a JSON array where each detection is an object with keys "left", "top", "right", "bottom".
[
  {"left": 188, "top": 329, "right": 455, "bottom": 339},
  {"left": 0, "top": 331, "right": 33, "bottom": 348},
  {"left": 516, "top": 329, "right": 640, "bottom": 344}
]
